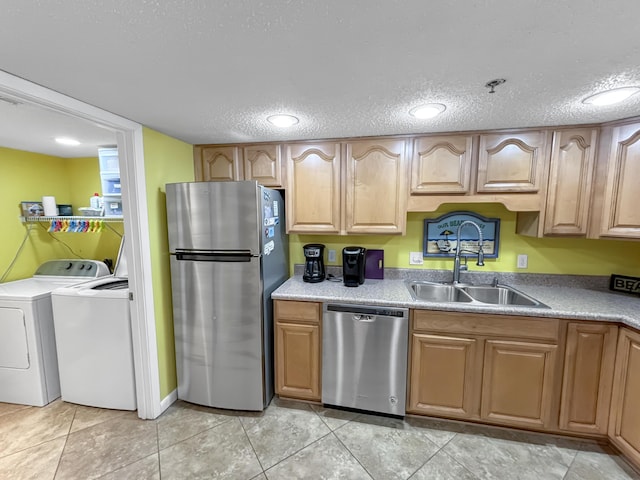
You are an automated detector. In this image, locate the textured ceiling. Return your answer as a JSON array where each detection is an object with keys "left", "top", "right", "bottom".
[{"left": 1, "top": 0, "right": 640, "bottom": 154}]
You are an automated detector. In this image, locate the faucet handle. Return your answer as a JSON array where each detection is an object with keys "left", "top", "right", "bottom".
[{"left": 460, "top": 256, "right": 468, "bottom": 272}]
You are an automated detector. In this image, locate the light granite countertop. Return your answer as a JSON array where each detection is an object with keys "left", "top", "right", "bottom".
[{"left": 272, "top": 269, "right": 640, "bottom": 330}]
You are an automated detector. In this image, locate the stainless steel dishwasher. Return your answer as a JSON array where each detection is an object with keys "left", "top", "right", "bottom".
[{"left": 322, "top": 304, "right": 409, "bottom": 416}]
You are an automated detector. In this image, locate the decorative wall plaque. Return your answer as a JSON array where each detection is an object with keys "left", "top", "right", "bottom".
[{"left": 423, "top": 211, "right": 500, "bottom": 258}]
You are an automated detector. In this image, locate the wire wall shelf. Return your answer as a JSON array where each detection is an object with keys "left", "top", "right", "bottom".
[
  {"left": 22, "top": 215, "right": 123, "bottom": 223},
  {"left": 21, "top": 216, "right": 123, "bottom": 233}
]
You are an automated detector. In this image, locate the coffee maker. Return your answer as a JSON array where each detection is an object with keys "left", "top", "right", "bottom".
[
  {"left": 303, "top": 244, "right": 326, "bottom": 283},
  {"left": 342, "top": 246, "right": 366, "bottom": 287}
]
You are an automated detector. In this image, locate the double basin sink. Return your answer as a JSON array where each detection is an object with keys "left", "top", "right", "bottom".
[{"left": 406, "top": 280, "right": 549, "bottom": 308}]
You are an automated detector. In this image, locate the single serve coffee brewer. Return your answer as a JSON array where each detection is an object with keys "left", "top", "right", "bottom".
[{"left": 342, "top": 246, "right": 366, "bottom": 287}]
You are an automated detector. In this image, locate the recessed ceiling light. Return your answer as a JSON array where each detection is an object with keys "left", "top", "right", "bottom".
[
  {"left": 267, "top": 114, "right": 299, "bottom": 127},
  {"left": 55, "top": 137, "right": 81, "bottom": 146},
  {"left": 582, "top": 87, "right": 640, "bottom": 106},
  {"left": 409, "top": 103, "right": 446, "bottom": 119}
]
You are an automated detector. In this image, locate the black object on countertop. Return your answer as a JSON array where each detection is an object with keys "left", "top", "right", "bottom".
[
  {"left": 343, "top": 246, "right": 366, "bottom": 287},
  {"left": 303, "top": 244, "right": 326, "bottom": 283},
  {"left": 609, "top": 274, "right": 640, "bottom": 296}
]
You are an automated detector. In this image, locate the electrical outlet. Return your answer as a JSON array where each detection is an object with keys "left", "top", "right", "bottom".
[
  {"left": 328, "top": 249, "right": 336, "bottom": 262},
  {"left": 409, "top": 252, "right": 424, "bottom": 265},
  {"left": 517, "top": 254, "right": 528, "bottom": 269}
]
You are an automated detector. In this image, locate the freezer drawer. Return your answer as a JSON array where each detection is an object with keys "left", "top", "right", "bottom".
[{"left": 322, "top": 304, "right": 409, "bottom": 416}]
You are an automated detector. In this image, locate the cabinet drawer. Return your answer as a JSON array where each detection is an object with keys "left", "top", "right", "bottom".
[
  {"left": 275, "top": 300, "right": 321, "bottom": 324},
  {"left": 413, "top": 310, "right": 559, "bottom": 342}
]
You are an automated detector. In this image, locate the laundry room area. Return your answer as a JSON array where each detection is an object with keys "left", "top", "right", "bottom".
[{"left": 0, "top": 95, "right": 136, "bottom": 412}]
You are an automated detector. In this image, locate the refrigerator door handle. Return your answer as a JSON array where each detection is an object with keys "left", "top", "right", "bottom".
[{"left": 175, "top": 251, "right": 255, "bottom": 262}]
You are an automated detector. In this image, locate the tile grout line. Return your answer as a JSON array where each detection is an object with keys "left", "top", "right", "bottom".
[
  {"left": 308, "top": 405, "right": 375, "bottom": 477},
  {"left": 70, "top": 411, "right": 160, "bottom": 479},
  {"left": 0, "top": 408, "right": 68, "bottom": 460},
  {"left": 155, "top": 415, "right": 235, "bottom": 453},
  {"left": 156, "top": 419, "right": 162, "bottom": 480},
  {"left": 328, "top": 420, "right": 376, "bottom": 480},
  {"left": 249, "top": 402, "right": 329, "bottom": 474},
  {"left": 237, "top": 413, "right": 268, "bottom": 475},
  {"left": 556, "top": 435, "right": 589, "bottom": 480},
  {"left": 65, "top": 409, "right": 130, "bottom": 435},
  {"left": 263, "top": 429, "right": 336, "bottom": 476},
  {"left": 433, "top": 434, "right": 482, "bottom": 480},
  {"left": 404, "top": 434, "right": 452, "bottom": 480},
  {"left": 52, "top": 404, "right": 78, "bottom": 479}
]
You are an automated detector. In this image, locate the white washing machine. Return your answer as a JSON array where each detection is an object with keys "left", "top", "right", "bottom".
[
  {"left": 0, "top": 260, "right": 110, "bottom": 406},
  {"left": 51, "top": 237, "right": 136, "bottom": 410}
]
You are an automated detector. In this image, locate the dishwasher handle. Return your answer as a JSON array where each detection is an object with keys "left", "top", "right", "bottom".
[{"left": 353, "top": 314, "right": 375, "bottom": 322}]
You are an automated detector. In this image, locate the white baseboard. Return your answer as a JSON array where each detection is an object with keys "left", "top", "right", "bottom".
[{"left": 160, "top": 389, "right": 178, "bottom": 413}]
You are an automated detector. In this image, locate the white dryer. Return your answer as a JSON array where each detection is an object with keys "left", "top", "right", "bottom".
[
  {"left": 51, "top": 237, "right": 136, "bottom": 410},
  {"left": 0, "top": 260, "right": 110, "bottom": 406}
]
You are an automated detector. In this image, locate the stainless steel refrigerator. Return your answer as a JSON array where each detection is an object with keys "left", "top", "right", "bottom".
[{"left": 166, "top": 181, "right": 289, "bottom": 411}]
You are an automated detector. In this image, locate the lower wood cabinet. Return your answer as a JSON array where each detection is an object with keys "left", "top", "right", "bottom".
[
  {"left": 609, "top": 327, "right": 640, "bottom": 466},
  {"left": 274, "top": 300, "right": 321, "bottom": 401},
  {"left": 559, "top": 322, "right": 617, "bottom": 434},
  {"left": 272, "top": 301, "right": 640, "bottom": 470},
  {"left": 408, "top": 310, "right": 561, "bottom": 430},
  {"left": 481, "top": 339, "right": 558, "bottom": 429},
  {"left": 408, "top": 333, "right": 481, "bottom": 419}
]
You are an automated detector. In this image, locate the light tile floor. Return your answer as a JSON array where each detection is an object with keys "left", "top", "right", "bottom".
[{"left": 0, "top": 397, "right": 638, "bottom": 479}]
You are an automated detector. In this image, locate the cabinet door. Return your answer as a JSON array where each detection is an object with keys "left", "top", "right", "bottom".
[
  {"left": 285, "top": 142, "right": 341, "bottom": 234},
  {"left": 194, "top": 146, "right": 243, "bottom": 182},
  {"left": 600, "top": 123, "right": 640, "bottom": 238},
  {"left": 544, "top": 129, "right": 597, "bottom": 235},
  {"left": 481, "top": 339, "right": 557, "bottom": 428},
  {"left": 559, "top": 323, "right": 617, "bottom": 434},
  {"left": 477, "top": 130, "right": 549, "bottom": 193},
  {"left": 275, "top": 321, "right": 320, "bottom": 401},
  {"left": 609, "top": 328, "right": 640, "bottom": 467},
  {"left": 410, "top": 135, "right": 474, "bottom": 194},
  {"left": 344, "top": 139, "right": 408, "bottom": 234},
  {"left": 243, "top": 144, "right": 282, "bottom": 187},
  {"left": 408, "top": 333, "right": 481, "bottom": 419}
]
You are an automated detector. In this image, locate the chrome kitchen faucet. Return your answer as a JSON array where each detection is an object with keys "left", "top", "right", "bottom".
[{"left": 452, "top": 220, "right": 485, "bottom": 284}]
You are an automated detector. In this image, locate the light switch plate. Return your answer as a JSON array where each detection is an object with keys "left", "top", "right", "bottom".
[
  {"left": 517, "top": 254, "right": 528, "bottom": 269},
  {"left": 328, "top": 249, "right": 336, "bottom": 262},
  {"left": 409, "top": 252, "right": 424, "bottom": 265}
]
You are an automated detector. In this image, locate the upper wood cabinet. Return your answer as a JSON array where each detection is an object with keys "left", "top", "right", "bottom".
[
  {"left": 194, "top": 145, "right": 242, "bottom": 182},
  {"left": 410, "top": 135, "right": 473, "bottom": 194},
  {"left": 599, "top": 122, "right": 640, "bottom": 238},
  {"left": 344, "top": 139, "right": 408, "bottom": 234},
  {"left": 285, "top": 142, "right": 341, "bottom": 234},
  {"left": 194, "top": 144, "right": 284, "bottom": 187},
  {"left": 544, "top": 128, "right": 598, "bottom": 235},
  {"left": 609, "top": 327, "right": 640, "bottom": 467},
  {"left": 477, "top": 130, "right": 550, "bottom": 193},
  {"left": 242, "top": 144, "right": 282, "bottom": 187},
  {"left": 559, "top": 322, "right": 617, "bottom": 435},
  {"left": 285, "top": 139, "right": 408, "bottom": 235}
]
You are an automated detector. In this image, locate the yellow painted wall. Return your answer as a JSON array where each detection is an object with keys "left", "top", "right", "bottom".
[
  {"left": 290, "top": 204, "right": 640, "bottom": 277},
  {"left": 0, "top": 147, "right": 123, "bottom": 282},
  {"left": 142, "top": 127, "right": 194, "bottom": 399}
]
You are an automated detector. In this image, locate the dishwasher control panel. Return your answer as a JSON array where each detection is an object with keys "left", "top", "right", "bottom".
[{"left": 325, "top": 304, "right": 407, "bottom": 318}]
